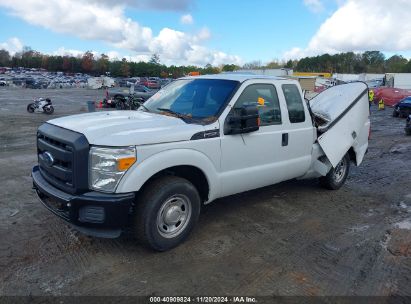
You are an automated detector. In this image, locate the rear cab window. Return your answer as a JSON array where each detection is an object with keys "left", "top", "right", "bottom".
[{"left": 282, "top": 84, "right": 305, "bottom": 123}]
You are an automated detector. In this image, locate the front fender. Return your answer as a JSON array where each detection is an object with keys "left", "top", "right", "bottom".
[{"left": 116, "top": 149, "right": 220, "bottom": 202}]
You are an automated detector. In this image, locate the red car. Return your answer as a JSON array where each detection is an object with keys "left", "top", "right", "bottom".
[
  {"left": 139, "top": 77, "right": 161, "bottom": 90},
  {"left": 372, "top": 87, "right": 411, "bottom": 107}
]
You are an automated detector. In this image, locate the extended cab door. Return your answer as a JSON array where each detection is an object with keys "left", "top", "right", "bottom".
[
  {"left": 218, "top": 80, "right": 313, "bottom": 197},
  {"left": 278, "top": 83, "right": 316, "bottom": 176}
]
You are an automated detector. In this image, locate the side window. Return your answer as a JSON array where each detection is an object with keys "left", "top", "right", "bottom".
[
  {"left": 282, "top": 84, "right": 305, "bottom": 123},
  {"left": 234, "top": 84, "right": 281, "bottom": 126}
]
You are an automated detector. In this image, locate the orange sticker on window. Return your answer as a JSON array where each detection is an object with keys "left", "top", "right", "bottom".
[{"left": 258, "top": 97, "right": 265, "bottom": 106}]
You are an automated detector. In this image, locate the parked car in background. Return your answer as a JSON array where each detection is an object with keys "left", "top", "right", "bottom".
[
  {"left": 147, "top": 78, "right": 161, "bottom": 89},
  {"left": 107, "top": 84, "right": 155, "bottom": 105},
  {"left": 25, "top": 79, "right": 42, "bottom": 89},
  {"left": 139, "top": 77, "right": 149, "bottom": 86},
  {"left": 405, "top": 115, "right": 411, "bottom": 135},
  {"left": 392, "top": 97, "right": 411, "bottom": 118}
]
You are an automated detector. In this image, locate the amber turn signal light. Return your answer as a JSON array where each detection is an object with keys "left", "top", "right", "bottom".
[{"left": 117, "top": 157, "right": 136, "bottom": 171}]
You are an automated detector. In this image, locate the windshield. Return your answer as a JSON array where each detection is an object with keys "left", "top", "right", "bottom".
[{"left": 141, "top": 79, "right": 239, "bottom": 123}]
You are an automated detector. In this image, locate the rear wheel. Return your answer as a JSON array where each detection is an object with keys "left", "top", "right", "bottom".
[
  {"left": 393, "top": 110, "right": 399, "bottom": 117},
  {"left": 134, "top": 176, "right": 201, "bottom": 251},
  {"left": 27, "top": 103, "right": 35, "bottom": 113},
  {"left": 115, "top": 99, "right": 125, "bottom": 110},
  {"left": 320, "top": 154, "right": 350, "bottom": 190},
  {"left": 44, "top": 105, "right": 54, "bottom": 114}
]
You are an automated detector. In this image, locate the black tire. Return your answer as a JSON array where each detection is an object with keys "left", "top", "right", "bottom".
[
  {"left": 134, "top": 176, "right": 201, "bottom": 251},
  {"left": 393, "top": 110, "right": 399, "bottom": 117},
  {"left": 115, "top": 99, "right": 125, "bottom": 110},
  {"left": 319, "top": 154, "right": 350, "bottom": 190},
  {"left": 27, "top": 103, "right": 35, "bottom": 113},
  {"left": 44, "top": 105, "right": 54, "bottom": 114},
  {"left": 405, "top": 128, "right": 411, "bottom": 136}
]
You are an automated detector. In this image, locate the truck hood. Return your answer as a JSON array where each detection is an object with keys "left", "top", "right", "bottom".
[{"left": 47, "top": 111, "right": 205, "bottom": 146}]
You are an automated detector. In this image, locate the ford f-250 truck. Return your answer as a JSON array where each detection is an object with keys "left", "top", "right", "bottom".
[{"left": 32, "top": 74, "right": 370, "bottom": 251}]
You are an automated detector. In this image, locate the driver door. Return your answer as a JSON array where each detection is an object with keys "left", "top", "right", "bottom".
[{"left": 219, "top": 82, "right": 288, "bottom": 197}]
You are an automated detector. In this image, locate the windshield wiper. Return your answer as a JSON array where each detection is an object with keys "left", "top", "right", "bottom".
[{"left": 157, "top": 108, "right": 193, "bottom": 123}]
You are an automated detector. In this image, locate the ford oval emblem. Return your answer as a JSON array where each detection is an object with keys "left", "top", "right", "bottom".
[{"left": 43, "top": 151, "right": 54, "bottom": 167}]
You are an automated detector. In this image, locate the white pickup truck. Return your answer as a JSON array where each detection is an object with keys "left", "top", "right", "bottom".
[{"left": 32, "top": 74, "right": 370, "bottom": 251}]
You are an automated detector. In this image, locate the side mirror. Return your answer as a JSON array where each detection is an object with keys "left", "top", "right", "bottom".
[{"left": 225, "top": 105, "right": 260, "bottom": 135}]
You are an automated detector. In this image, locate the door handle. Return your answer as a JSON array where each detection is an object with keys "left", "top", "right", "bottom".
[{"left": 282, "top": 133, "right": 289, "bottom": 146}]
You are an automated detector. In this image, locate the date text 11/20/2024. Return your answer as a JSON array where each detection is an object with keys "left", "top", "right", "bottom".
[{"left": 149, "top": 296, "right": 257, "bottom": 303}]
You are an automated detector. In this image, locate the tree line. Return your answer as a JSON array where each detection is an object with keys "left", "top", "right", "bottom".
[
  {"left": 294, "top": 51, "right": 411, "bottom": 74},
  {"left": 1, "top": 48, "right": 411, "bottom": 77},
  {"left": 0, "top": 48, "right": 223, "bottom": 78}
]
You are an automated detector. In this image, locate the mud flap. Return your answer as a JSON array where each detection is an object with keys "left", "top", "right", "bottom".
[{"left": 311, "top": 83, "right": 370, "bottom": 168}]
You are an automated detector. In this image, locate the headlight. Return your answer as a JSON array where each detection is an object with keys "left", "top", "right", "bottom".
[{"left": 89, "top": 146, "right": 136, "bottom": 193}]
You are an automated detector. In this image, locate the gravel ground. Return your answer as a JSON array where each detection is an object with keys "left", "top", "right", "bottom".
[{"left": 0, "top": 87, "right": 410, "bottom": 297}]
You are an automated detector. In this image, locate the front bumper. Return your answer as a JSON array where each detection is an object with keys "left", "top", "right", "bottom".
[{"left": 32, "top": 166, "right": 135, "bottom": 238}]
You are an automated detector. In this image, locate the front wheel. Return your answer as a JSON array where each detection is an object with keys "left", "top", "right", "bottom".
[
  {"left": 319, "top": 154, "right": 350, "bottom": 190},
  {"left": 27, "top": 103, "right": 35, "bottom": 113},
  {"left": 393, "top": 110, "right": 399, "bottom": 117},
  {"left": 134, "top": 176, "right": 201, "bottom": 251}
]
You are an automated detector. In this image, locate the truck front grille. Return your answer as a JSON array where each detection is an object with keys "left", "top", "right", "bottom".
[
  {"left": 37, "top": 123, "right": 89, "bottom": 194},
  {"left": 38, "top": 133, "right": 74, "bottom": 189}
]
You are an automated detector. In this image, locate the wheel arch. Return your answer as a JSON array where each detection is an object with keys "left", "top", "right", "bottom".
[
  {"left": 138, "top": 165, "right": 209, "bottom": 203},
  {"left": 347, "top": 147, "right": 357, "bottom": 165},
  {"left": 117, "top": 149, "right": 219, "bottom": 203}
]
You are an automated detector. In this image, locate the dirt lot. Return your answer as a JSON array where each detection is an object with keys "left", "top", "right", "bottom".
[{"left": 0, "top": 87, "right": 410, "bottom": 297}]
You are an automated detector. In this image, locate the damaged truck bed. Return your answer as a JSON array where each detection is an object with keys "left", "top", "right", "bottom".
[{"left": 311, "top": 82, "right": 370, "bottom": 168}]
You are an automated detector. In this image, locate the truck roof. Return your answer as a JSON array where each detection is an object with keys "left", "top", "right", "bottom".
[{"left": 181, "top": 73, "right": 289, "bottom": 83}]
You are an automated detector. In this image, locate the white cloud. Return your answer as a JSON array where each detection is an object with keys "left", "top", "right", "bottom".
[
  {"left": 106, "top": 51, "right": 121, "bottom": 61},
  {"left": 91, "top": 0, "right": 193, "bottom": 11},
  {"left": 285, "top": 0, "right": 411, "bottom": 60},
  {"left": 0, "top": 0, "right": 240, "bottom": 66},
  {"left": 0, "top": 37, "right": 23, "bottom": 55},
  {"left": 195, "top": 27, "right": 211, "bottom": 41},
  {"left": 303, "top": 0, "right": 324, "bottom": 13},
  {"left": 184, "top": 45, "right": 242, "bottom": 66},
  {"left": 180, "top": 14, "right": 194, "bottom": 25},
  {"left": 53, "top": 47, "right": 84, "bottom": 57}
]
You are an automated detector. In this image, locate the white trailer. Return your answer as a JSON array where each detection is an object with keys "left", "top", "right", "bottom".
[{"left": 386, "top": 73, "right": 411, "bottom": 89}]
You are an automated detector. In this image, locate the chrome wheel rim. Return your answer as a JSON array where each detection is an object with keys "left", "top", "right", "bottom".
[
  {"left": 157, "top": 194, "right": 192, "bottom": 238},
  {"left": 333, "top": 157, "right": 347, "bottom": 183}
]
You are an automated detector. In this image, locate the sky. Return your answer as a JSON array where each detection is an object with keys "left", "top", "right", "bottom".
[{"left": 0, "top": 0, "right": 411, "bottom": 67}]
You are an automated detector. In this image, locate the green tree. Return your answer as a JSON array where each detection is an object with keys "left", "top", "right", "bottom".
[
  {"left": 81, "top": 51, "right": 94, "bottom": 73},
  {"left": 97, "top": 54, "right": 109, "bottom": 75},
  {"left": 149, "top": 53, "right": 160, "bottom": 65},
  {"left": 285, "top": 60, "right": 294, "bottom": 69},
  {"left": 120, "top": 58, "right": 130, "bottom": 77},
  {"left": 362, "top": 51, "right": 385, "bottom": 73},
  {"left": 386, "top": 55, "right": 408, "bottom": 73},
  {"left": 0, "top": 49, "right": 11, "bottom": 66},
  {"left": 265, "top": 60, "right": 282, "bottom": 69},
  {"left": 222, "top": 64, "right": 239, "bottom": 72}
]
